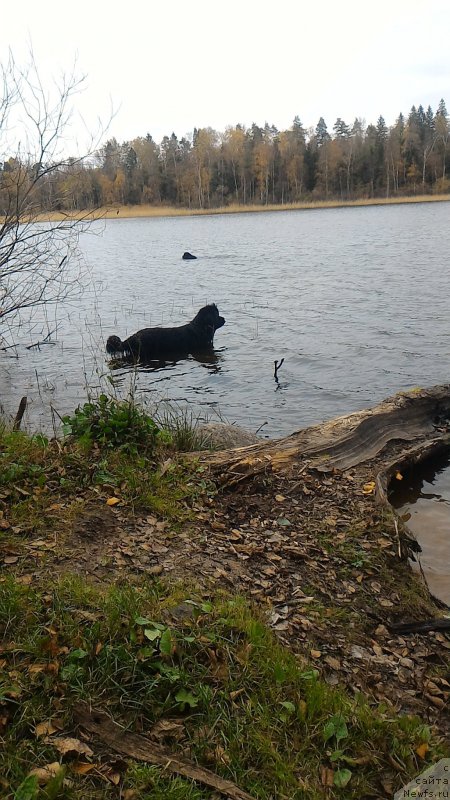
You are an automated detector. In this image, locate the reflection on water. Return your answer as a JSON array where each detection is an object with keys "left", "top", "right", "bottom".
[
  {"left": 390, "top": 451, "right": 450, "bottom": 606},
  {"left": 109, "top": 348, "right": 223, "bottom": 375}
]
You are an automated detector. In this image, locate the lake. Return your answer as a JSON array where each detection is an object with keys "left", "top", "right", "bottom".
[
  {"left": 1, "top": 201, "right": 450, "bottom": 439},
  {"left": 390, "top": 451, "right": 450, "bottom": 606}
]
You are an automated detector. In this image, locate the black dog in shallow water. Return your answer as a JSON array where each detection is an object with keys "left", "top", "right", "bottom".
[{"left": 106, "top": 304, "right": 225, "bottom": 361}]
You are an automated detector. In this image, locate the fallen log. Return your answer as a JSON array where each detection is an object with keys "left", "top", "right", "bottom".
[{"left": 198, "top": 384, "right": 450, "bottom": 485}]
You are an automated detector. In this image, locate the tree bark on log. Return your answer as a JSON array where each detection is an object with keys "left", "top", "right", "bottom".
[{"left": 198, "top": 385, "right": 450, "bottom": 490}]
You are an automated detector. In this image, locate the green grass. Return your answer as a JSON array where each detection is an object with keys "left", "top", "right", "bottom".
[
  {"left": 0, "top": 576, "right": 445, "bottom": 800},
  {"left": 153, "top": 403, "right": 211, "bottom": 453},
  {"left": 0, "top": 403, "right": 215, "bottom": 539}
]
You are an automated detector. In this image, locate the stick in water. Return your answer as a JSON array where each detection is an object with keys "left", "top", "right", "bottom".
[
  {"left": 13, "top": 397, "right": 27, "bottom": 431},
  {"left": 274, "top": 358, "right": 285, "bottom": 382}
]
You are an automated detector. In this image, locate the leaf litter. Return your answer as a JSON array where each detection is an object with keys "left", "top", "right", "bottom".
[{"left": 1, "top": 439, "right": 449, "bottom": 747}]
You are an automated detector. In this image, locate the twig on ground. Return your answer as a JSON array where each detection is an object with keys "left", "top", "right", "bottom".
[
  {"left": 393, "top": 517, "right": 402, "bottom": 558},
  {"left": 389, "top": 618, "right": 450, "bottom": 634},
  {"left": 74, "top": 702, "right": 257, "bottom": 800}
]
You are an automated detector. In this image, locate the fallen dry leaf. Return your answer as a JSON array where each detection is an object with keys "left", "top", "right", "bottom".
[
  {"left": 321, "top": 766, "right": 335, "bottom": 787},
  {"left": 377, "top": 537, "right": 393, "bottom": 549},
  {"left": 49, "top": 736, "right": 94, "bottom": 758},
  {"left": 425, "top": 694, "right": 445, "bottom": 709},
  {"left": 28, "top": 664, "right": 47, "bottom": 676},
  {"left": 159, "top": 458, "right": 172, "bottom": 477},
  {"left": 28, "top": 762, "right": 63, "bottom": 785},
  {"left": 416, "top": 743, "right": 429, "bottom": 759},
  {"left": 324, "top": 656, "right": 341, "bottom": 671},
  {"left": 16, "top": 574, "right": 33, "bottom": 585},
  {"left": 104, "top": 770, "right": 121, "bottom": 785},
  {"left": 3, "top": 556, "right": 19, "bottom": 564},
  {"left": 150, "top": 718, "right": 185, "bottom": 742},
  {"left": 106, "top": 497, "right": 121, "bottom": 506},
  {"left": 71, "top": 763, "right": 98, "bottom": 775},
  {"left": 35, "top": 720, "right": 59, "bottom": 738}
]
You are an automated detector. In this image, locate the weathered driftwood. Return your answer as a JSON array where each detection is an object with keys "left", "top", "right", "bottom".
[
  {"left": 198, "top": 385, "right": 450, "bottom": 487},
  {"left": 389, "top": 617, "right": 450, "bottom": 635},
  {"left": 74, "top": 702, "right": 257, "bottom": 800}
]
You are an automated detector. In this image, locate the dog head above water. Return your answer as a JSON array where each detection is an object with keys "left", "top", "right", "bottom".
[
  {"left": 192, "top": 303, "right": 225, "bottom": 340},
  {"left": 106, "top": 303, "right": 225, "bottom": 361}
]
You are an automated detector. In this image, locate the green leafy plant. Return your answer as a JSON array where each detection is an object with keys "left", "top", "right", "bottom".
[
  {"left": 323, "top": 714, "right": 349, "bottom": 746},
  {"left": 175, "top": 688, "right": 199, "bottom": 710},
  {"left": 62, "top": 394, "right": 161, "bottom": 453},
  {"left": 13, "top": 775, "right": 39, "bottom": 800},
  {"left": 334, "top": 768, "right": 352, "bottom": 788},
  {"left": 324, "top": 714, "right": 353, "bottom": 788}
]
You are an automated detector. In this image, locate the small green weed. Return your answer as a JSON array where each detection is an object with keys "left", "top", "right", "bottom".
[
  {"left": 153, "top": 403, "right": 208, "bottom": 452},
  {"left": 62, "top": 394, "right": 162, "bottom": 453}
]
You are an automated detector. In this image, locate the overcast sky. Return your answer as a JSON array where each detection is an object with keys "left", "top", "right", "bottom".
[{"left": 2, "top": 0, "right": 450, "bottom": 153}]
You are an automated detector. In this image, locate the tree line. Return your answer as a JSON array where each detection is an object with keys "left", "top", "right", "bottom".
[{"left": 2, "top": 101, "right": 450, "bottom": 213}]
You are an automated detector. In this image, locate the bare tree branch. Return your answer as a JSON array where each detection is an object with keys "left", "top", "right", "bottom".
[{"left": 0, "top": 49, "right": 111, "bottom": 346}]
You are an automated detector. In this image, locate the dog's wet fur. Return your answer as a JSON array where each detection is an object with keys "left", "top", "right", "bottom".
[{"left": 106, "top": 304, "right": 225, "bottom": 361}]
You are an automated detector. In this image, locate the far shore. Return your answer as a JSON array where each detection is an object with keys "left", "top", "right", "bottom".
[{"left": 34, "top": 193, "right": 450, "bottom": 222}]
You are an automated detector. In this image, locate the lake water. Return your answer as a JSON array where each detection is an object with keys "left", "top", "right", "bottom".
[
  {"left": 1, "top": 201, "right": 450, "bottom": 439},
  {"left": 390, "top": 453, "right": 450, "bottom": 606}
]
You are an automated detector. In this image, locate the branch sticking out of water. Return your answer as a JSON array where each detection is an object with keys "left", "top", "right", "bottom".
[
  {"left": 274, "top": 358, "right": 284, "bottom": 382},
  {"left": 26, "top": 329, "right": 56, "bottom": 350},
  {"left": 13, "top": 396, "right": 27, "bottom": 431}
]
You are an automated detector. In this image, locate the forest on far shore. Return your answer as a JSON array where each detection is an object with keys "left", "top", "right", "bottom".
[{"left": 2, "top": 100, "right": 450, "bottom": 212}]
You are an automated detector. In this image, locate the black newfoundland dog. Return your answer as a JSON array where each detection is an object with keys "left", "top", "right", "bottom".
[{"left": 106, "top": 304, "right": 225, "bottom": 361}]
